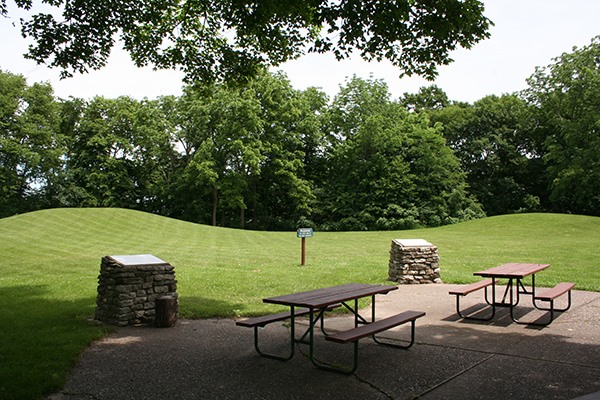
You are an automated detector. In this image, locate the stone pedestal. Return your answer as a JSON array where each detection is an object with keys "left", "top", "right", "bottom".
[
  {"left": 388, "top": 239, "right": 441, "bottom": 284},
  {"left": 95, "top": 254, "right": 178, "bottom": 326}
]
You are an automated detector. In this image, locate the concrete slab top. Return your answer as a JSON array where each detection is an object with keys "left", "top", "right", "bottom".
[
  {"left": 393, "top": 238, "right": 434, "bottom": 247},
  {"left": 107, "top": 254, "right": 168, "bottom": 266}
]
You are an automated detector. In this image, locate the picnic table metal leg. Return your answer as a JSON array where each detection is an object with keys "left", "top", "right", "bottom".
[
  {"left": 372, "top": 319, "right": 418, "bottom": 349},
  {"left": 509, "top": 277, "right": 554, "bottom": 326},
  {"left": 510, "top": 302, "right": 553, "bottom": 325},
  {"left": 295, "top": 307, "right": 333, "bottom": 342},
  {"left": 336, "top": 299, "right": 369, "bottom": 325},
  {"left": 510, "top": 275, "right": 573, "bottom": 326},
  {"left": 484, "top": 282, "right": 494, "bottom": 306},
  {"left": 455, "top": 280, "right": 496, "bottom": 321},
  {"left": 307, "top": 304, "right": 360, "bottom": 375},
  {"left": 500, "top": 278, "right": 516, "bottom": 305},
  {"left": 253, "top": 307, "right": 297, "bottom": 361},
  {"left": 371, "top": 294, "right": 376, "bottom": 323},
  {"left": 498, "top": 278, "right": 528, "bottom": 307}
]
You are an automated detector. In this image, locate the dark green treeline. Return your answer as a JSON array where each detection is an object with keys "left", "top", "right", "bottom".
[{"left": 2, "top": 38, "right": 599, "bottom": 229}]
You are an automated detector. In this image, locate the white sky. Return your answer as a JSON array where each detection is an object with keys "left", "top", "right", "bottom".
[{"left": 1, "top": 0, "right": 599, "bottom": 103}]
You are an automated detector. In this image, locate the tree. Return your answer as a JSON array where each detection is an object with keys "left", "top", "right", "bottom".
[
  {"left": 175, "top": 82, "right": 264, "bottom": 226},
  {"left": 5, "top": 0, "right": 491, "bottom": 83},
  {"left": 172, "top": 71, "right": 324, "bottom": 229},
  {"left": 430, "top": 94, "right": 544, "bottom": 215},
  {"left": 62, "top": 96, "right": 177, "bottom": 209},
  {"left": 0, "top": 70, "right": 61, "bottom": 217},
  {"left": 245, "top": 71, "right": 323, "bottom": 230},
  {"left": 523, "top": 37, "right": 600, "bottom": 216},
  {"left": 401, "top": 85, "right": 450, "bottom": 113},
  {"left": 318, "top": 76, "right": 483, "bottom": 230}
]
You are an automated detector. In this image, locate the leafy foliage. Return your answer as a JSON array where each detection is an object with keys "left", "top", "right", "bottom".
[
  {"left": 524, "top": 37, "right": 600, "bottom": 215},
  {"left": 2, "top": 36, "right": 600, "bottom": 226},
  {"left": 319, "top": 77, "right": 483, "bottom": 230},
  {"left": 429, "top": 94, "right": 544, "bottom": 215},
  {"left": 4, "top": 0, "right": 491, "bottom": 83},
  {"left": 0, "top": 70, "right": 61, "bottom": 217},
  {"left": 60, "top": 96, "right": 178, "bottom": 209}
]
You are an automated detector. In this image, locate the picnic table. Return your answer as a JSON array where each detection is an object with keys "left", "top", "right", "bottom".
[
  {"left": 449, "top": 262, "right": 574, "bottom": 326},
  {"left": 237, "top": 283, "right": 425, "bottom": 374}
]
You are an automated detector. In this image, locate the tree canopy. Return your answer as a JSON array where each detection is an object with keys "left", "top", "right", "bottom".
[
  {"left": 4, "top": 0, "right": 491, "bottom": 83},
  {"left": 2, "top": 37, "right": 600, "bottom": 227},
  {"left": 524, "top": 36, "right": 600, "bottom": 215}
]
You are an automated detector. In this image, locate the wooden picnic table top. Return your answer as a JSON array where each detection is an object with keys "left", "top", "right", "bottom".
[
  {"left": 263, "top": 283, "right": 398, "bottom": 308},
  {"left": 473, "top": 262, "right": 550, "bottom": 279}
]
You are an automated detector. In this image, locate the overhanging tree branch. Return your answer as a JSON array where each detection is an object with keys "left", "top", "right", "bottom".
[{"left": 3, "top": 0, "right": 492, "bottom": 83}]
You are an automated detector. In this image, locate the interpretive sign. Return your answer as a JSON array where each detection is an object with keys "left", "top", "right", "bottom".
[{"left": 297, "top": 228, "right": 314, "bottom": 238}]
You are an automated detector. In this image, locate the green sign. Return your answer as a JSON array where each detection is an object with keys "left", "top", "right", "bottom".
[{"left": 297, "top": 228, "right": 314, "bottom": 238}]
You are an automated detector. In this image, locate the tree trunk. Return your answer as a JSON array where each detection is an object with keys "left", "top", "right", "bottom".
[{"left": 212, "top": 187, "right": 218, "bottom": 226}]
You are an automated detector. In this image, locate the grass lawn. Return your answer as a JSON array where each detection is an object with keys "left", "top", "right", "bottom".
[{"left": 1, "top": 208, "right": 599, "bottom": 399}]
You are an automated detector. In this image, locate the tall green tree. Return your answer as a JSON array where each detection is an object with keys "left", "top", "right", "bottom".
[
  {"left": 245, "top": 71, "right": 324, "bottom": 230},
  {"left": 5, "top": 0, "right": 491, "bottom": 83},
  {"left": 0, "top": 70, "right": 61, "bottom": 217},
  {"left": 63, "top": 96, "right": 176, "bottom": 209},
  {"left": 174, "top": 72, "right": 325, "bottom": 229},
  {"left": 401, "top": 84, "right": 450, "bottom": 113},
  {"left": 319, "top": 77, "right": 483, "bottom": 230},
  {"left": 524, "top": 37, "right": 600, "bottom": 215},
  {"left": 176, "top": 82, "right": 264, "bottom": 226},
  {"left": 430, "top": 94, "right": 544, "bottom": 215}
]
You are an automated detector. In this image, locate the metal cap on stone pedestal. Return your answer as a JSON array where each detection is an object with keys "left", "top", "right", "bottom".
[
  {"left": 393, "top": 239, "right": 434, "bottom": 248},
  {"left": 107, "top": 254, "right": 169, "bottom": 266}
]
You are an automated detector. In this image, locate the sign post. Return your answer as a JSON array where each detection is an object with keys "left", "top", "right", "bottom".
[{"left": 296, "top": 228, "right": 313, "bottom": 266}]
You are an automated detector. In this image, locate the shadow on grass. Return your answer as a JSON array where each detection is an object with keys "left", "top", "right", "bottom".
[
  {"left": 0, "top": 284, "right": 110, "bottom": 400},
  {"left": 0, "top": 285, "right": 246, "bottom": 399},
  {"left": 177, "top": 295, "right": 247, "bottom": 319}
]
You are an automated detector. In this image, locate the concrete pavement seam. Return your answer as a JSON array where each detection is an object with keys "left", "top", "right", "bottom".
[{"left": 409, "top": 353, "right": 496, "bottom": 399}]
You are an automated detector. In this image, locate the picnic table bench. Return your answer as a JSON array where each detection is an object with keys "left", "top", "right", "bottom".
[
  {"left": 236, "top": 304, "right": 341, "bottom": 360},
  {"left": 237, "top": 283, "right": 426, "bottom": 374},
  {"left": 449, "top": 263, "right": 574, "bottom": 325},
  {"left": 449, "top": 279, "right": 495, "bottom": 320}
]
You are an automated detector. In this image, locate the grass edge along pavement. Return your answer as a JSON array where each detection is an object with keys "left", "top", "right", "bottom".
[{"left": 1, "top": 208, "right": 599, "bottom": 399}]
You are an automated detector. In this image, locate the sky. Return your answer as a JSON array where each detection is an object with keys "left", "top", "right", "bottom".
[{"left": 1, "top": 0, "right": 599, "bottom": 103}]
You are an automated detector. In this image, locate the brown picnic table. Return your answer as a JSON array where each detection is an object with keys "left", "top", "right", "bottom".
[
  {"left": 449, "top": 263, "right": 575, "bottom": 326},
  {"left": 237, "top": 283, "right": 425, "bottom": 374}
]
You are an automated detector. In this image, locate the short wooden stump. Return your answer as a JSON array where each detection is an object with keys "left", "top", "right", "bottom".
[{"left": 155, "top": 295, "right": 178, "bottom": 328}]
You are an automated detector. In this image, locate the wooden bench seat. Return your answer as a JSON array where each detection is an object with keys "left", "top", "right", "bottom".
[
  {"left": 535, "top": 282, "right": 575, "bottom": 301},
  {"left": 236, "top": 308, "right": 313, "bottom": 328},
  {"left": 236, "top": 304, "right": 341, "bottom": 361},
  {"left": 326, "top": 310, "right": 425, "bottom": 344},
  {"left": 317, "top": 310, "right": 425, "bottom": 374},
  {"left": 449, "top": 279, "right": 493, "bottom": 296},
  {"left": 532, "top": 282, "right": 575, "bottom": 325},
  {"left": 449, "top": 279, "right": 495, "bottom": 321}
]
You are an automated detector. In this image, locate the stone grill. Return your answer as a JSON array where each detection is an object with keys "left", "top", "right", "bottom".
[
  {"left": 95, "top": 254, "right": 178, "bottom": 326},
  {"left": 388, "top": 239, "right": 441, "bottom": 284}
]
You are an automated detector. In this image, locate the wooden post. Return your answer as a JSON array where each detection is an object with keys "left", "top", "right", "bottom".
[
  {"left": 297, "top": 228, "right": 312, "bottom": 266},
  {"left": 155, "top": 295, "right": 178, "bottom": 327}
]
